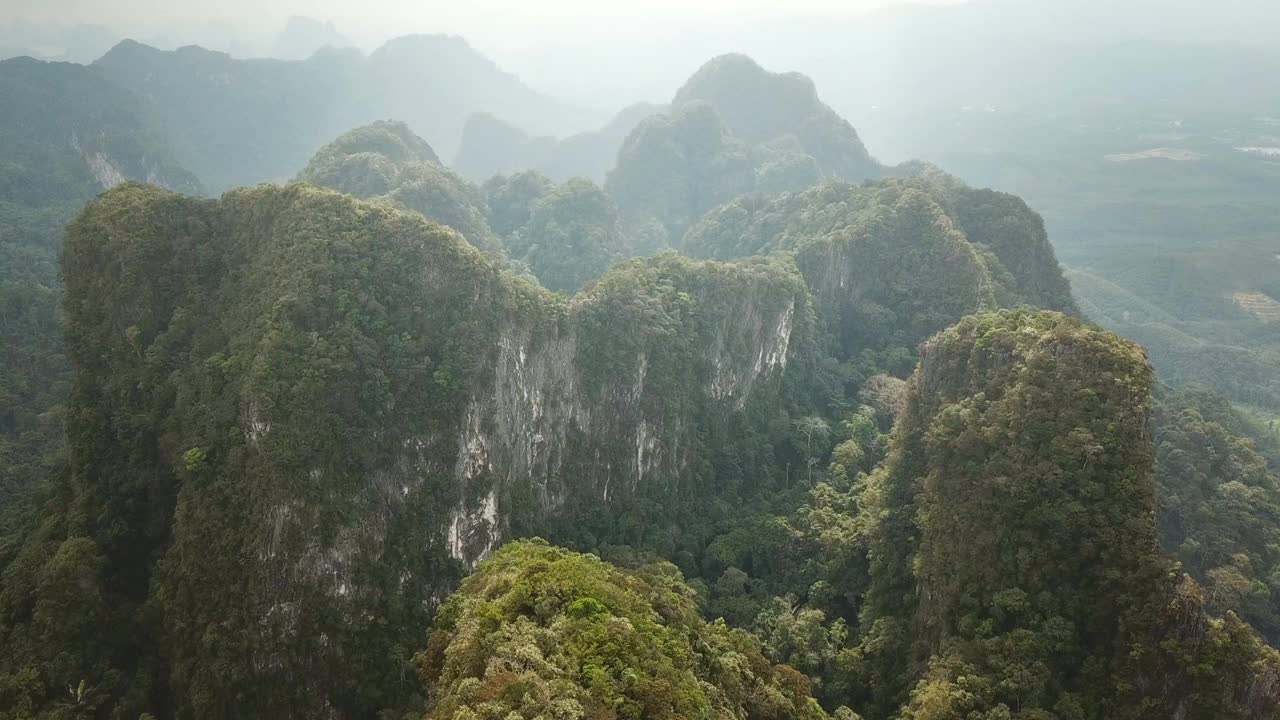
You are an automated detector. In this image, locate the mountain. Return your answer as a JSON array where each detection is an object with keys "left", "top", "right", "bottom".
[
  {"left": 296, "top": 120, "right": 500, "bottom": 254},
  {"left": 93, "top": 39, "right": 362, "bottom": 191},
  {"left": 684, "top": 174, "right": 1078, "bottom": 357},
  {"left": 0, "top": 56, "right": 199, "bottom": 523},
  {"left": 760, "top": 0, "right": 1280, "bottom": 415},
  {"left": 606, "top": 56, "right": 884, "bottom": 248},
  {"left": 2, "top": 36, "right": 1278, "bottom": 720},
  {"left": 673, "top": 54, "right": 879, "bottom": 180},
  {"left": 364, "top": 35, "right": 600, "bottom": 160},
  {"left": 270, "top": 16, "right": 352, "bottom": 60},
  {"left": 0, "top": 57, "right": 200, "bottom": 205},
  {"left": 460, "top": 54, "right": 883, "bottom": 247},
  {"left": 92, "top": 35, "right": 599, "bottom": 191},
  {"left": 454, "top": 102, "right": 665, "bottom": 183},
  {"left": 302, "top": 121, "right": 628, "bottom": 295},
  {"left": 296, "top": 119, "right": 441, "bottom": 189},
  {"left": 0, "top": 182, "right": 820, "bottom": 717},
  {"left": 855, "top": 309, "right": 1280, "bottom": 718},
  {"left": 0, "top": 147, "right": 1090, "bottom": 715}
]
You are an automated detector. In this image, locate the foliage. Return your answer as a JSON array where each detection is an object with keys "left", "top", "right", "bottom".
[
  {"left": 0, "top": 184, "right": 829, "bottom": 719},
  {"left": 482, "top": 171, "right": 556, "bottom": 238},
  {"left": 854, "top": 309, "right": 1280, "bottom": 719},
  {"left": 684, "top": 176, "right": 1079, "bottom": 360},
  {"left": 297, "top": 120, "right": 502, "bottom": 253},
  {"left": 418, "top": 539, "right": 836, "bottom": 720},
  {"left": 504, "top": 177, "right": 628, "bottom": 293},
  {"left": 606, "top": 101, "right": 757, "bottom": 250},
  {"left": 1, "top": 42, "right": 1278, "bottom": 720},
  {"left": 1154, "top": 387, "right": 1280, "bottom": 642},
  {"left": 294, "top": 119, "right": 439, "bottom": 195}
]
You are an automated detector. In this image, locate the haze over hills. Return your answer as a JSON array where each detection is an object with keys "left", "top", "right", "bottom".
[
  {"left": 88, "top": 32, "right": 599, "bottom": 190},
  {"left": 1, "top": 3, "right": 1280, "bottom": 718},
  {"left": 454, "top": 102, "right": 666, "bottom": 183},
  {"left": 458, "top": 0, "right": 1280, "bottom": 418}
]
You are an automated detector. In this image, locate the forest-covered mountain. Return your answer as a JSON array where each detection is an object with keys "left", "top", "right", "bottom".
[
  {"left": 1, "top": 26, "right": 1279, "bottom": 720},
  {"left": 853, "top": 310, "right": 1277, "bottom": 718}
]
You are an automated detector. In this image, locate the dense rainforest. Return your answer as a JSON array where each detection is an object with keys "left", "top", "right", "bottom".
[
  {"left": 1, "top": 11, "right": 1279, "bottom": 720},
  {"left": 0, "top": 56, "right": 201, "bottom": 524}
]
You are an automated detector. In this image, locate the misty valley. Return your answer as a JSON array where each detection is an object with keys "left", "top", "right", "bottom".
[{"left": 1, "top": 2, "right": 1280, "bottom": 719}]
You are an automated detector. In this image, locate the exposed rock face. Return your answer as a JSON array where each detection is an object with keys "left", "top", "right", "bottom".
[
  {"left": 55, "top": 182, "right": 813, "bottom": 717},
  {"left": 297, "top": 120, "right": 502, "bottom": 254},
  {"left": 684, "top": 177, "right": 1080, "bottom": 356}
]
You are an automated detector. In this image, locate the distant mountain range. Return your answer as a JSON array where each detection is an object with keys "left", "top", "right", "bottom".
[{"left": 92, "top": 34, "right": 599, "bottom": 191}]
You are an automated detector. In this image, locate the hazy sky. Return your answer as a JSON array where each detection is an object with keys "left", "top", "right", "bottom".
[
  {"left": 2, "top": 0, "right": 950, "bottom": 24},
  {"left": 5, "top": 0, "right": 1277, "bottom": 124},
  {"left": 1, "top": 0, "right": 962, "bottom": 49}
]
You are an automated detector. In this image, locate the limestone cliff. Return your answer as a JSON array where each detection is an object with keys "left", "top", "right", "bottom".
[{"left": 36, "top": 182, "right": 815, "bottom": 717}]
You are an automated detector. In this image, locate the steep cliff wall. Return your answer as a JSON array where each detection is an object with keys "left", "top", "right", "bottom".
[{"left": 11, "top": 182, "right": 815, "bottom": 718}]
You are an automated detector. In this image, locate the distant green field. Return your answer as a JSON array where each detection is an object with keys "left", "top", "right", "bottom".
[{"left": 874, "top": 107, "right": 1280, "bottom": 409}]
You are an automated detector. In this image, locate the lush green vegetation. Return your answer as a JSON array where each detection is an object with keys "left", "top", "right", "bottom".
[
  {"left": 299, "top": 123, "right": 628, "bottom": 293},
  {"left": 850, "top": 310, "right": 1280, "bottom": 719},
  {"left": 684, "top": 174, "right": 1076, "bottom": 360},
  {"left": 605, "top": 101, "right": 760, "bottom": 250},
  {"left": 1154, "top": 387, "right": 1280, "bottom": 643},
  {"left": 1, "top": 32, "right": 1278, "bottom": 720},
  {"left": 503, "top": 178, "right": 627, "bottom": 294},
  {"left": 482, "top": 170, "right": 557, "bottom": 238},
  {"left": 0, "top": 183, "right": 825, "bottom": 718},
  {"left": 297, "top": 120, "right": 502, "bottom": 253},
  {"left": 0, "top": 56, "right": 199, "bottom": 524},
  {"left": 419, "top": 539, "right": 841, "bottom": 720}
]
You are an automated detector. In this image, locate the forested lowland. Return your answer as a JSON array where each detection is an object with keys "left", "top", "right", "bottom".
[{"left": 0, "top": 26, "right": 1278, "bottom": 720}]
